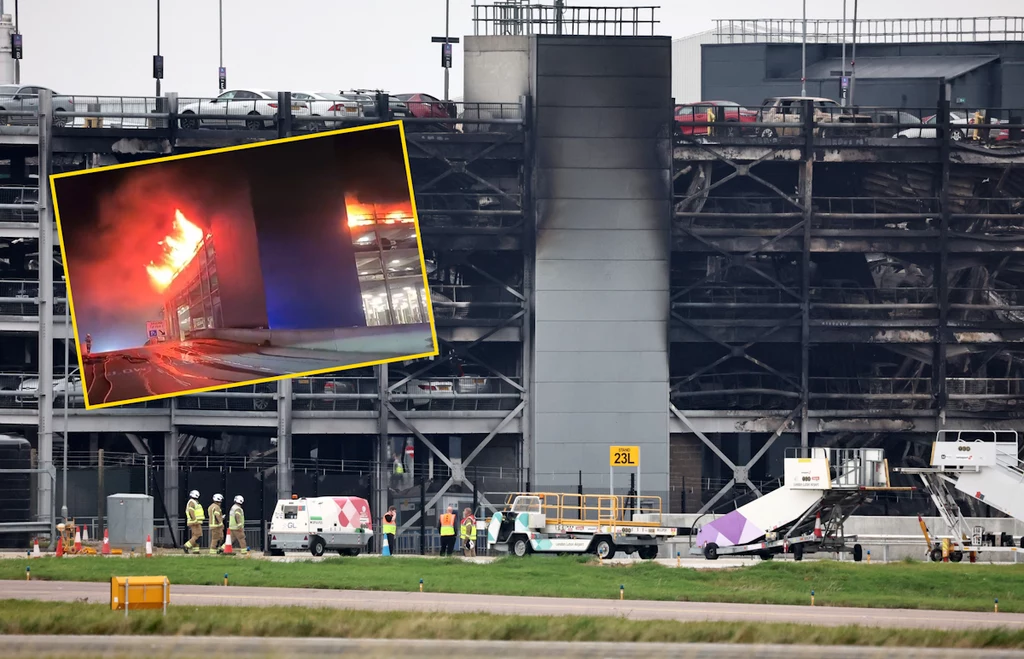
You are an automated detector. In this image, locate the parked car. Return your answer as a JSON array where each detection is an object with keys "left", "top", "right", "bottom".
[
  {"left": 390, "top": 366, "right": 492, "bottom": 408},
  {"left": 0, "top": 85, "right": 74, "bottom": 127},
  {"left": 893, "top": 111, "right": 1008, "bottom": 142},
  {"left": 674, "top": 101, "right": 758, "bottom": 136},
  {"left": 178, "top": 89, "right": 310, "bottom": 130},
  {"left": 289, "top": 92, "right": 361, "bottom": 131},
  {"left": 340, "top": 90, "right": 410, "bottom": 120},
  {"left": 392, "top": 93, "right": 457, "bottom": 130},
  {"left": 758, "top": 96, "right": 872, "bottom": 138},
  {"left": 15, "top": 367, "right": 83, "bottom": 404}
]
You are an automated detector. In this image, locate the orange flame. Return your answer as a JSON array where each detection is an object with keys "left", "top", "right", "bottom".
[
  {"left": 146, "top": 209, "right": 207, "bottom": 292},
  {"left": 345, "top": 194, "right": 414, "bottom": 228}
]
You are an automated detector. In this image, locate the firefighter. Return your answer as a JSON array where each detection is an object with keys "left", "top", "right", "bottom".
[
  {"left": 183, "top": 489, "right": 205, "bottom": 554},
  {"left": 228, "top": 495, "right": 248, "bottom": 555},
  {"left": 438, "top": 505, "right": 456, "bottom": 557},
  {"left": 460, "top": 507, "right": 477, "bottom": 558},
  {"left": 382, "top": 505, "right": 397, "bottom": 556},
  {"left": 84, "top": 334, "right": 92, "bottom": 357},
  {"left": 208, "top": 493, "right": 225, "bottom": 554}
]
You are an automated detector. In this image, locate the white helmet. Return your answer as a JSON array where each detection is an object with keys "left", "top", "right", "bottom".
[
  {"left": 234, "top": 495, "right": 244, "bottom": 505},
  {"left": 189, "top": 490, "right": 200, "bottom": 500},
  {"left": 213, "top": 494, "right": 223, "bottom": 503}
]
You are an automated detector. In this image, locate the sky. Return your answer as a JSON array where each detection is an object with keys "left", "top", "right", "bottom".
[
  {"left": 15, "top": 0, "right": 1024, "bottom": 99},
  {"left": 54, "top": 125, "right": 415, "bottom": 351}
]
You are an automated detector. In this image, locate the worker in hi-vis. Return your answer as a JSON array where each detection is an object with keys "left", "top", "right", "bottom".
[
  {"left": 228, "top": 495, "right": 249, "bottom": 555},
  {"left": 183, "top": 489, "right": 205, "bottom": 554},
  {"left": 438, "top": 505, "right": 457, "bottom": 557},
  {"left": 382, "top": 505, "right": 398, "bottom": 556},
  {"left": 460, "top": 507, "right": 477, "bottom": 558},
  {"left": 208, "top": 493, "right": 225, "bottom": 554}
]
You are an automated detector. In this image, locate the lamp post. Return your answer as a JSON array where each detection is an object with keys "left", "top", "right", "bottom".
[
  {"left": 800, "top": 0, "right": 807, "bottom": 97},
  {"left": 57, "top": 265, "right": 68, "bottom": 521},
  {"left": 154, "top": 0, "right": 162, "bottom": 97},
  {"left": 850, "top": 0, "right": 858, "bottom": 107},
  {"left": 841, "top": 0, "right": 847, "bottom": 106},
  {"left": 218, "top": 0, "right": 226, "bottom": 91},
  {"left": 430, "top": 0, "right": 459, "bottom": 102}
]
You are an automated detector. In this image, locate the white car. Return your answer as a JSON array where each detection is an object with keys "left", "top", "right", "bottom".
[
  {"left": 391, "top": 368, "right": 492, "bottom": 408},
  {"left": 290, "top": 92, "right": 361, "bottom": 131},
  {"left": 894, "top": 112, "right": 1007, "bottom": 142},
  {"left": 178, "top": 89, "right": 311, "bottom": 130},
  {"left": 15, "top": 368, "right": 83, "bottom": 404}
]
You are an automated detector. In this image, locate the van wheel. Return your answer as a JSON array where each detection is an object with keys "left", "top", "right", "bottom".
[
  {"left": 337, "top": 548, "right": 360, "bottom": 557},
  {"left": 511, "top": 535, "right": 530, "bottom": 557},
  {"left": 309, "top": 536, "right": 327, "bottom": 557}
]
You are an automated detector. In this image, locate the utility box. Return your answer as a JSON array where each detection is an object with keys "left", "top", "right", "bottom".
[{"left": 106, "top": 494, "right": 154, "bottom": 549}]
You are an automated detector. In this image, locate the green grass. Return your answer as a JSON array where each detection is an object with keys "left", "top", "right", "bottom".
[
  {"left": 1, "top": 599, "right": 1023, "bottom": 649},
  {"left": 3, "top": 555, "right": 1023, "bottom": 613}
]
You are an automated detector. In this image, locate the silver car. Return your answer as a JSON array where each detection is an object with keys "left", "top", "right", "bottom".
[
  {"left": 0, "top": 85, "right": 75, "bottom": 127},
  {"left": 178, "top": 89, "right": 311, "bottom": 130},
  {"left": 290, "top": 92, "right": 362, "bottom": 131}
]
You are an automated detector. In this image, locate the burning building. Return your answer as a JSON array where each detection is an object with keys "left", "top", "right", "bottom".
[{"left": 149, "top": 208, "right": 270, "bottom": 342}]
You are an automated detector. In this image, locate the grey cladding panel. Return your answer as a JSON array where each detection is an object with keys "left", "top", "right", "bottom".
[
  {"left": 534, "top": 382, "right": 667, "bottom": 414},
  {"left": 535, "top": 412, "right": 669, "bottom": 447},
  {"left": 535, "top": 107, "right": 672, "bottom": 139},
  {"left": 536, "top": 290, "right": 668, "bottom": 322},
  {"left": 536, "top": 259, "right": 669, "bottom": 291},
  {"left": 536, "top": 168, "right": 671, "bottom": 202},
  {"left": 536, "top": 43, "right": 671, "bottom": 78},
  {"left": 538, "top": 198, "right": 670, "bottom": 230},
  {"left": 535, "top": 137, "right": 672, "bottom": 170},
  {"left": 535, "top": 321, "right": 667, "bottom": 352},
  {"left": 534, "top": 351, "right": 669, "bottom": 383},
  {"left": 536, "top": 229, "right": 668, "bottom": 261},
  {"left": 535, "top": 75, "right": 671, "bottom": 109}
]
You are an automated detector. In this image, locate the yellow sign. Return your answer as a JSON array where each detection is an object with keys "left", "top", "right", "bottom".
[{"left": 610, "top": 446, "right": 640, "bottom": 467}]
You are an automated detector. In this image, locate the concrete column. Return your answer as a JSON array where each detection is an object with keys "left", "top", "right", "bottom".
[
  {"left": 36, "top": 89, "right": 54, "bottom": 523},
  {"left": 275, "top": 377, "right": 293, "bottom": 500},
  {"left": 374, "top": 363, "right": 389, "bottom": 551},
  {"left": 164, "top": 431, "right": 179, "bottom": 545}
]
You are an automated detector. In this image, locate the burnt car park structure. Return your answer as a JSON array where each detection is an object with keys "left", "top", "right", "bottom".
[{"left": 2, "top": 6, "right": 1024, "bottom": 549}]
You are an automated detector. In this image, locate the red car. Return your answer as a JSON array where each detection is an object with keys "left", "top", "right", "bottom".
[
  {"left": 675, "top": 101, "right": 758, "bottom": 136},
  {"left": 393, "top": 93, "right": 457, "bottom": 131}
]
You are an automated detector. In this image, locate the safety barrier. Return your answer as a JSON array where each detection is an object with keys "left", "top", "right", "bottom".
[{"left": 110, "top": 575, "right": 169, "bottom": 615}]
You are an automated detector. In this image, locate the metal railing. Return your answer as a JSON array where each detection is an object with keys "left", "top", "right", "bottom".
[
  {"left": 0, "top": 280, "right": 68, "bottom": 317},
  {"left": 712, "top": 17, "right": 1024, "bottom": 44},
  {"left": 472, "top": 2, "right": 659, "bottom": 37},
  {"left": 430, "top": 284, "right": 524, "bottom": 321}
]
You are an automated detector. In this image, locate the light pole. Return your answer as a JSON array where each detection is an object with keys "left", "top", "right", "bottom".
[
  {"left": 155, "top": 0, "right": 161, "bottom": 97},
  {"left": 443, "top": 0, "right": 450, "bottom": 101},
  {"left": 841, "top": 0, "right": 847, "bottom": 106},
  {"left": 218, "top": 0, "right": 226, "bottom": 91},
  {"left": 58, "top": 265, "right": 68, "bottom": 521},
  {"left": 13, "top": 0, "right": 19, "bottom": 85},
  {"left": 850, "top": 0, "right": 858, "bottom": 107},
  {"left": 430, "top": 1, "right": 459, "bottom": 102},
  {"left": 800, "top": 0, "right": 807, "bottom": 97}
]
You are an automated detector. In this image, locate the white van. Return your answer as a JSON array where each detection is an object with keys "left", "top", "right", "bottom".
[{"left": 267, "top": 496, "right": 372, "bottom": 557}]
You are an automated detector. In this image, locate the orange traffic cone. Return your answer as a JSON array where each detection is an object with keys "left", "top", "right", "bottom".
[
  {"left": 101, "top": 529, "right": 111, "bottom": 556},
  {"left": 73, "top": 527, "right": 82, "bottom": 552},
  {"left": 55, "top": 534, "right": 64, "bottom": 557},
  {"left": 145, "top": 535, "right": 153, "bottom": 558},
  {"left": 32, "top": 538, "right": 41, "bottom": 558},
  {"left": 813, "top": 512, "right": 823, "bottom": 539},
  {"left": 222, "top": 531, "right": 234, "bottom": 555}
]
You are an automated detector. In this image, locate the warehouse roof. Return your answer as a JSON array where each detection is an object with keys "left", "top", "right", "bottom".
[{"left": 798, "top": 54, "right": 999, "bottom": 80}]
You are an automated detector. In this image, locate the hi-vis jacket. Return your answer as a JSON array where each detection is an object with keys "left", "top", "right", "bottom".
[
  {"left": 186, "top": 498, "right": 205, "bottom": 524},
  {"left": 208, "top": 503, "right": 223, "bottom": 529}
]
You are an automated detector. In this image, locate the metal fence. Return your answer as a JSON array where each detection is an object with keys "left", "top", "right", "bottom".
[
  {"left": 713, "top": 16, "right": 1024, "bottom": 44},
  {"left": 472, "top": 2, "right": 659, "bottom": 37}
]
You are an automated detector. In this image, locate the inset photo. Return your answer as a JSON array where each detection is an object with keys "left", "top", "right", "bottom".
[{"left": 51, "top": 122, "right": 437, "bottom": 410}]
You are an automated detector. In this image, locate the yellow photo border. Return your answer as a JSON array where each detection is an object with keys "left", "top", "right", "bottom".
[{"left": 50, "top": 120, "right": 439, "bottom": 410}]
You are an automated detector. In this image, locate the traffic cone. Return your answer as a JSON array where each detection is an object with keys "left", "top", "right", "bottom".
[
  {"left": 145, "top": 535, "right": 153, "bottom": 558},
  {"left": 382, "top": 534, "right": 391, "bottom": 557},
  {"left": 55, "top": 534, "right": 64, "bottom": 557},
  {"left": 82, "top": 527, "right": 89, "bottom": 543},
  {"left": 32, "top": 538, "right": 41, "bottom": 558},
  {"left": 101, "top": 529, "right": 111, "bottom": 556},
  {"left": 73, "top": 527, "right": 82, "bottom": 552},
  {"left": 813, "top": 512, "right": 823, "bottom": 539},
  {"left": 222, "top": 532, "right": 233, "bottom": 555}
]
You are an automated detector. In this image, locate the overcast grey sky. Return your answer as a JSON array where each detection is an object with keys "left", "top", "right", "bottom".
[{"left": 16, "top": 1, "right": 1024, "bottom": 98}]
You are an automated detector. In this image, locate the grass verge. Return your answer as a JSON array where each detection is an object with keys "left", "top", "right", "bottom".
[
  {"left": 2, "top": 555, "right": 1023, "bottom": 613},
  {"left": 1, "top": 599, "right": 1024, "bottom": 648}
]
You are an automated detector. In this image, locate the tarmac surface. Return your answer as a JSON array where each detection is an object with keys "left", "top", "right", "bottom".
[
  {"left": 82, "top": 336, "right": 421, "bottom": 405},
  {"left": 4, "top": 636, "right": 1024, "bottom": 659},
  {"left": 4, "top": 579, "right": 1024, "bottom": 630}
]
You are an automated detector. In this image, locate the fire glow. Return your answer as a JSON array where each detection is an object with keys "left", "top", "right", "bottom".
[
  {"left": 345, "top": 195, "right": 415, "bottom": 228},
  {"left": 145, "top": 209, "right": 207, "bottom": 292}
]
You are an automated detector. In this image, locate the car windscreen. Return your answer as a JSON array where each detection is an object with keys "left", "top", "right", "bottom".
[{"left": 0, "top": 85, "right": 20, "bottom": 95}]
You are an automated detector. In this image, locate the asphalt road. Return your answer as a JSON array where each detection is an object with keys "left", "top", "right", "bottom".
[
  {"left": 5, "top": 636, "right": 1024, "bottom": 659},
  {"left": 82, "top": 339, "right": 415, "bottom": 405},
  {"left": 4, "top": 580, "right": 1024, "bottom": 630}
]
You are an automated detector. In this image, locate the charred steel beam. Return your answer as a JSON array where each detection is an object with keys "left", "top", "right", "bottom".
[{"left": 936, "top": 83, "right": 952, "bottom": 421}]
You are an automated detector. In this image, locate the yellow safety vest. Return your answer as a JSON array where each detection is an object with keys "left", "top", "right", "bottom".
[
  {"left": 229, "top": 505, "right": 245, "bottom": 531},
  {"left": 186, "top": 499, "right": 205, "bottom": 523},
  {"left": 208, "top": 503, "right": 223, "bottom": 528},
  {"left": 382, "top": 512, "right": 397, "bottom": 535},
  {"left": 439, "top": 513, "right": 456, "bottom": 536},
  {"left": 460, "top": 517, "right": 476, "bottom": 541}
]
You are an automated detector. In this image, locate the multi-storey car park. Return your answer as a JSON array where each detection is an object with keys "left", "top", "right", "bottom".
[{"left": 1, "top": 6, "right": 1023, "bottom": 554}]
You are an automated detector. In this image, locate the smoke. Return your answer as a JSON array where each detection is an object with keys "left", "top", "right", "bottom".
[{"left": 62, "top": 162, "right": 220, "bottom": 350}]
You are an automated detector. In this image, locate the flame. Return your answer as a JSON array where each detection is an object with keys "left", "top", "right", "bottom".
[
  {"left": 146, "top": 209, "right": 207, "bottom": 292},
  {"left": 345, "top": 194, "right": 414, "bottom": 228}
]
